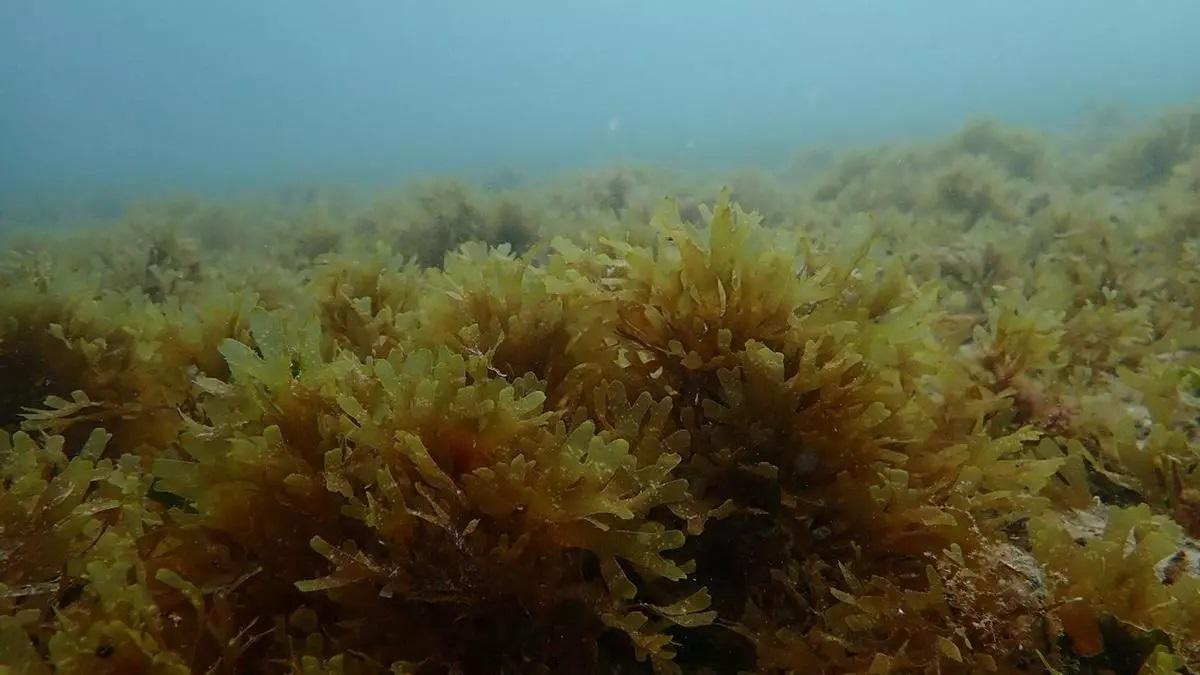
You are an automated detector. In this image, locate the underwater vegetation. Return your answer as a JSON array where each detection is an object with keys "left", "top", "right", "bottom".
[{"left": 4, "top": 103, "right": 1200, "bottom": 674}]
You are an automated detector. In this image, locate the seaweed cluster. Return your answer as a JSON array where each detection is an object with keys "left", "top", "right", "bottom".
[{"left": 4, "top": 103, "right": 1200, "bottom": 674}]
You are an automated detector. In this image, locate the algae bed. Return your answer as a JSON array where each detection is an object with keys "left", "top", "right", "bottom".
[{"left": 5, "top": 103, "right": 1200, "bottom": 674}]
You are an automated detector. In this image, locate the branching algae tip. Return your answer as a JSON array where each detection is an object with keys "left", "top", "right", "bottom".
[{"left": 4, "top": 105, "right": 1200, "bottom": 673}]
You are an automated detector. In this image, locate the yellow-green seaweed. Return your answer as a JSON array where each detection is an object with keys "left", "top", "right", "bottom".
[{"left": 3, "top": 105, "right": 1200, "bottom": 674}]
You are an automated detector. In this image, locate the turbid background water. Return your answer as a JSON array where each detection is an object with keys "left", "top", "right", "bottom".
[{"left": 3, "top": 0, "right": 1200, "bottom": 200}]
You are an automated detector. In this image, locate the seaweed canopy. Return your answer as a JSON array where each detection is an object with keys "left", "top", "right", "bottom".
[
  {"left": 356, "top": 180, "right": 539, "bottom": 268},
  {"left": 46, "top": 306, "right": 704, "bottom": 674},
  {"left": 946, "top": 118, "right": 1047, "bottom": 180},
  {"left": 0, "top": 236, "right": 261, "bottom": 452},
  {"left": 1031, "top": 505, "right": 1200, "bottom": 668},
  {"left": 1093, "top": 106, "right": 1200, "bottom": 187},
  {"left": 563, "top": 192, "right": 1066, "bottom": 672},
  {"left": 8, "top": 103, "right": 1200, "bottom": 674},
  {"left": 414, "top": 241, "right": 622, "bottom": 410},
  {"left": 0, "top": 428, "right": 192, "bottom": 675}
]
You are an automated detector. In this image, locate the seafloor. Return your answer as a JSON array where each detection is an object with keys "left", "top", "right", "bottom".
[{"left": 3, "top": 104, "right": 1200, "bottom": 674}]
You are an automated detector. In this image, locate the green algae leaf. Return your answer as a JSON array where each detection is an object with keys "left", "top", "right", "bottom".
[
  {"left": 648, "top": 589, "right": 718, "bottom": 628},
  {"left": 601, "top": 556, "right": 638, "bottom": 600},
  {"left": 0, "top": 614, "right": 52, "bottom": 675},
  {"left": 219, "top": 337, "right": 270, "bottom": 382},
  {"left": 154, "top": 568, "right": 203, "bottom": 613},
  {"left": 1139, "top": 645, "right": 1185, "bottom": 674},
  {"left": 296, "top": 536, "right": 382, "bottom": 593},
  {"left": 935, "top": 636, "right": 963, "bottom": 663},
  {"left": 78, "top": 427, "right": 111, "bottom": 461}
]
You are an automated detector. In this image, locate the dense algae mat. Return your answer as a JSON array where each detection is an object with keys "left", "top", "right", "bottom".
[{"left": 4, "top": 107, "right": 1200, "bottom": 674}]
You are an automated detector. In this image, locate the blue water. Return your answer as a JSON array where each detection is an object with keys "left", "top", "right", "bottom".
[{"left": 3, "top": 1, "right": 1199, "bottom": 199}]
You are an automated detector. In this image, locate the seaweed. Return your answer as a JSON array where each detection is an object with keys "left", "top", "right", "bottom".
[
  {"left": 4, "top": 103, "right": 1200, "bottom": 673},
  {"left": 1093, "top": 107, "right": 1200, "bottom": 187}
]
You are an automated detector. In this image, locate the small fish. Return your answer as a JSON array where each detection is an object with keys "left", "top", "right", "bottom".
[
  {"left": 1155, "top": 548, "right": 1199, "bottom": 585},
  {"left": 607, "top": 116, "right": 621, "bottom": 133}
]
